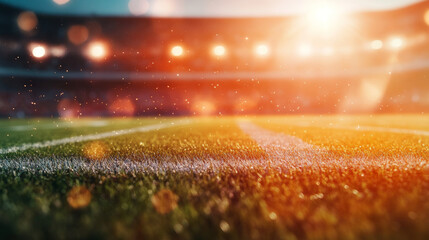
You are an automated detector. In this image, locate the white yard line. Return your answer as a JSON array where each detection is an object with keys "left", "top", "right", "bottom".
[
  {"left": 0, "top": 120, "right": 426, "bottom": 175},
  {"left": 237, "top": 120, "right": 427, "bottom": 169},
  {"left": 237, "top": 120, "right": 324, "bottom": 164},
  {"left": 0, "top": 121, "right": 187, "bottom": 155}
]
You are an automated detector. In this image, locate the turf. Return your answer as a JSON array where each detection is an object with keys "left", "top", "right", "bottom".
[{"left": 0, "top": 115, "right": 428, "bottom": 240}]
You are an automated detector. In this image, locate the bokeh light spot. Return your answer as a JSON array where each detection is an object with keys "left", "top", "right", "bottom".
[
  {"left": 109, "top": 98, "right": 136, "bottom": 116},
  {"left": 213, "top": 45, "right": 226, "bottom": 57},
  {"left": 171, "top": 45, "right": 184, "bottom": 57},
  {"left": 31, "top": 45, "right": 46, "bottom": 59},
  {"left": 67, "top": 25, "right": 89, "bottom": 45},
  {"left": 151, "top": 189, "right": 179, "bottom": 214},
  {"left": 17, "top": 11, "right": 38, "bottom": 32},
  {"left": 53, "top": 0, "right": 70, "bottom": 5},
  {"left": 255, "top": 44, "right": 270, "bottom": 57},
  {"left": 371, "top": 40, "right": 383, "bottom": 50},
  {"left": 87, "top": 42, "right": 108, "bottom": 60},
  {"left": 83, "top": 141, "right": 108, "bottom": 160},
  {"left": 67, "top": 186, "right": 92, "bottom": 209}
]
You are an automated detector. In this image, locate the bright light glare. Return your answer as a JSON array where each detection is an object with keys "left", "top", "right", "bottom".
[
  {"left": 371, "top": 40, "right": 383, "bottom": 50},
  {"left": 213, "top": 45, "right": 226, "bottom": 57},
  {"left": 32, "top": 45, "right": 46, "bottom": 58},
  {"left": 297, "top": 44, "right": 313, "bottom": 57},
  {"left": 88, "top": 42, "right": 107, "bottom": 60},
  {"left": 53, "top": 0, "right": 70, "bottom": 5},
  {"left": 389, "top": 37, "right": 404, "bottom": 49},
  {"left": 306, "top": 4, "right": 340, "bottom": 33},
  {"left": 424, "top": 9, "right": 429, "bottom": 26},
  {"left": 128, "top": 0, "right": 150, "bottom": 16},
  {"left": 255, "top": 44, "right": 270, "bottom": 57},
  {"left": 171, "top": 46, "right": 184, "bottom": 57}
]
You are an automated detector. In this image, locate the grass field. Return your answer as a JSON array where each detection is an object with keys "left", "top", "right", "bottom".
[{"left": 0, "top": 115, "right": 428, "bottom": 239}]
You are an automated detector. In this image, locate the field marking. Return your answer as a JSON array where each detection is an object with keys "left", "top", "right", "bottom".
[
  {"left": 0, "top": 121, "right": 188, "bottom": 155},
  {"left": 279, "top": 122, "right": 429, "bottom": 137},
  {"left": 237, "top": 120, "right": 325, "bottom": 165}
]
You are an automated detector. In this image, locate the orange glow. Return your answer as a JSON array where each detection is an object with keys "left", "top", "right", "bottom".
[
  {"left": 31, "top": 45, "right": 47, "bottom": 59},
  {"left": 297, "top": 44, "right": 312, "bottom": 57},
  {"left": 171, "top": 45, "right": 184, "bottom": 57},
  {"left": 17, "top": 11, "right": 38, "bottom": 32},
  {"left": 83, "top": 141, "right": 108, "bottom": 160},
  {"left": 50, "top": 45, "right": 67, "bottom": 57},
  {"left": 109, "top": 98, "right": 136, "bottom": 116},
  {"left": 151, "top": 189, "right": 179, "bottom": 214},
  {"left": 53, "top": 0, "right": 70, "bottom": 5},
  {"left": 255, "top": 44, "right": 270, "bottom": 57},
  {"left": 192, "top": 100, "right": 216, "bottom": 115},
  {"left": 57, "top": 99, "right": 80, "bottom": 118},
  {"left": 389, "top": 37, "right": 404, "bottom": 49},
  {"left": 306, "top": 4, "right": 341, "bottom": 34},
  {"left": 67, "top": 25, "right": 89, "bottom": 45},
  {"left": 128, "top": 0, "right": 150, "bottom": 16},
  {"left": 213, "top": 45, "right": 226, "bottom": 57},
  {"left": 424, "top": 9, "right": 429, "bottom": 26},
  {"left": 371, "top": 40, "right": 383, "bottom": 50},
  {"left": 67, "top": 186, "right": 92, "bottom": 209},
  {"left": 87, "top": 42, "right": 108, "bottom": 60}
]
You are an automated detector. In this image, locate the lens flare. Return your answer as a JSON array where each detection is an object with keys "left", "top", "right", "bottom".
[
  {"left": 255, "top": 44, "right": 270, "bottom": 57},
  {"left": 297, "top": 44, "right": 313, "bottom": 57},
  {"left": 31, "top": 45, "right": 46, "bottom": 59},
  {"left": 306, "top": 3, "right": 341, "bottom": 34},
  {"left": 87, "top": 42, "right": 108, "bottom": 60},
  {"left": 213, "top": 45, "right": 226, "bottom": 57},
  {"left": 171, "top": 45, "right": 184, "bottom": 57}
]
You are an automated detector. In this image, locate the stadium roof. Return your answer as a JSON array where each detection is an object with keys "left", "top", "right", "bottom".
[{"left": 0, "top": 0, "right": 423, "bottom": 17}]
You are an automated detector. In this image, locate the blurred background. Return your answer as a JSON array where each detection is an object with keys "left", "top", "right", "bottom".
[{"left": 0, "top": 0, "right": 428, "bottom": 117}]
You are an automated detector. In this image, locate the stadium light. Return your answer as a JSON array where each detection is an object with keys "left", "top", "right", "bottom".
[
  {"left": 389, "top": 37, "right": 404, "bottom": 49},
  {"left": 171, "top": 45, "right": 184, "bottom": 57},
  {"left": 31, "top": 45, "right": 47, "bottom": 59},
  {"left": 370, "top": 40, "right": 383, "bottom": 50},
  {"left": 255, "top": 44, "right": 270, "bottom": 57},
  {"left": 306, "top": 4, "right": 341, "bottom": 33},
  {"left": 87, "top": 42, "right": 108, "bottom": 60},
  {"left": 213, "top": 45, "right": 226, "bottom": 57}
]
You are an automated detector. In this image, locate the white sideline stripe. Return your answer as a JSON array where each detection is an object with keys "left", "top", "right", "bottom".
[
  {"left": 0, "top": 121, "right": 186, "bottom": 155},
  {"left": 237, "top": 120, "right": 324, "bottom": 163},
  {"left": 283, "top": 122, "right": 429, "bottom": 137},
  {"left": 1, "top": 155, "right": 426, "bottom": 175}
]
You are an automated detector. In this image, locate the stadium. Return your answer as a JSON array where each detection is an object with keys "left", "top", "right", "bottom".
[{"left": 0, "top": 0, "right": 428, "bottom": 239}]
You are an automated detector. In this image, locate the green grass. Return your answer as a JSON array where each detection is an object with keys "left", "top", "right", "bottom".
[{"left": 0, "top": 115, "right": 428, "bottom": 240}]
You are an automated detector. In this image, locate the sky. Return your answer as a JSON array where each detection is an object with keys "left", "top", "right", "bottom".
[{"left": 0, "top": 0, "right": 423, "bottom": 17}]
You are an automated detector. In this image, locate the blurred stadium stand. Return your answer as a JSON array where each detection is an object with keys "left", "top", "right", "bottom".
[{"left": 0, "top": 1, "right": 429, "bottom": 117}]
